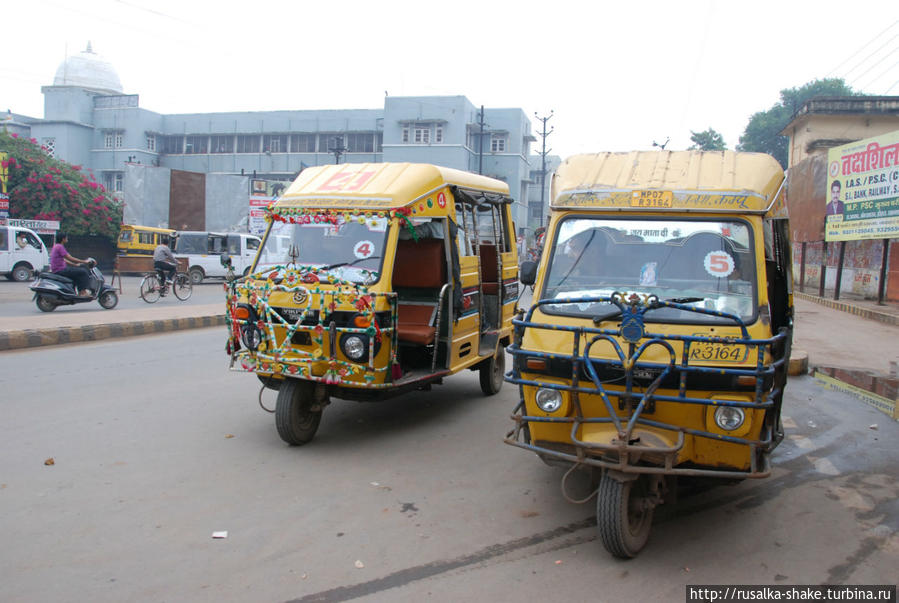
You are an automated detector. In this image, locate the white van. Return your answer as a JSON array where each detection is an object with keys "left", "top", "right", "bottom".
[
  {"left": 174, "top": 231, "right": 261, "bottom": 284},
  {"left": 0, "top": 225, "right": 50, "bottom": 281}
]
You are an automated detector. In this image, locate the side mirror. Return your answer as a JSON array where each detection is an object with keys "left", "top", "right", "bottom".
[
  {"left": 520, "top": 260, "right": 538, "bottom": 286},
  {"left": 220, "top": 253, "right": 233, "bottom": 268}
]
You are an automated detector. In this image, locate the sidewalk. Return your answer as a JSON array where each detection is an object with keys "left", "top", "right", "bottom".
[{"left": 0, "top": 302, "right": 225, "bottom": 351}]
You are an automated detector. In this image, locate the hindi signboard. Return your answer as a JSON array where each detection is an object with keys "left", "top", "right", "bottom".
[{"left": 825, "top": 130, "right": 899, "bottom": 242}]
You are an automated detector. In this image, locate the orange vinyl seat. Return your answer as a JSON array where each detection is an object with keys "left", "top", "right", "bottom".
[{"left": 392, "top": 238, "right": 447, "bottom": 345}]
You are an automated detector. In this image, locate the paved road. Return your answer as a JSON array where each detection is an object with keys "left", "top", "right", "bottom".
[
  {"left": 0, "top": 276, "right": 226, "bottom": 317},
  {"left": 1, "top": 329, "right": 896, "bottom": 602}
]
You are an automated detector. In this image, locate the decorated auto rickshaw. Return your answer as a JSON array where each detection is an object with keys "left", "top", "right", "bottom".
[
  {"left": 225, "top": 163, "right": 519, "bottom": 445},
  {"left": 506, "top": 151, "right": 793, "bottom": 557}
]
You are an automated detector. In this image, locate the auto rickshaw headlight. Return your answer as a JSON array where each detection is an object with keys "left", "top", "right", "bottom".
[
  {"left": 341, "top": 334, "right": 367, "bottom": 361},
  {"left": 535, "top": 388, "right": 563, "bottom": 413},
  {"left": 714, "top": 406, "right": 745, "bottom": 431},
  {"left": 241, "top": 325, "right": 262, "bottom": 351}
]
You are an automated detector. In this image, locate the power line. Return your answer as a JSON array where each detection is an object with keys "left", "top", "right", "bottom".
[
  {"left": 844, "top": 34, "right": 899, "bottom": 82},
  {"left": 855, "top": 57, "right": 899, "bottom": 92},
  {"left": 827, "top": 19, "right": 899, "bottom": 77}
]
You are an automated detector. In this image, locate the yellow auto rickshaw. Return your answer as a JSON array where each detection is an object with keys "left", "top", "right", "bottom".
[
  {"left": 507, "top": 151, "right": 793, "bottom": 557},
  {"left": 225, "top": 163, "right": 519, "bottom": 445},
  {"left": 117, "top": 224, "right": 175, "bottom": 256}
]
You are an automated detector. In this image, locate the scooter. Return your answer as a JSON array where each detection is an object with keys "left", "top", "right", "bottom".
[{"left": 30, "top": 259, "right": 119, "bottom": 312}]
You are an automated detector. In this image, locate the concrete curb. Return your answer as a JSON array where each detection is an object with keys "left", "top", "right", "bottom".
[
  {"left": 0, "top": 315, "right": 226, "bottom": 351},
  {"left": 794, "top": 292, "right": 899, "bottom": 326}
]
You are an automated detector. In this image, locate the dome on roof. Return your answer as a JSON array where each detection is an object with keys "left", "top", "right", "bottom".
[{"left": 53, "top": 42, "right": 123, "bottom": 94}]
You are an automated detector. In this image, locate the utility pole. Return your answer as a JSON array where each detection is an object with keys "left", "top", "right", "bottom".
[
  {"left": 477, "top": 105, "right": 487, "bottom": 175},
  {"left": 534, "top": 111, "right": 554, "bottom": 227},
  {"left": 328, "top": 135, "right": 346, "bottom": 164}
]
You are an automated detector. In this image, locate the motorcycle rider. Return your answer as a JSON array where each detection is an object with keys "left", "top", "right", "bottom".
[{"left": 50, "top": 232, "right": 92, "bottom": 297}]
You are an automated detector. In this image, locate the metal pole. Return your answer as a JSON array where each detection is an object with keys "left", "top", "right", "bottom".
[
  {"left": 877, "top": 238, "right": 890, "bottom": 305},
  {"left": 799, "top": 241, "right": 806, "bottom": 293},
  {"left": 478, "top": 106, "right": 485, "bottom": 175},
  {"left": 834, "top": 241, "right": 846, "bottom": 301},
  {"left": 534, "top": 111, "right": 553, "bottom": 228},
  {"left": 819, "top": 241, "right": 827, "bottom": 297}
]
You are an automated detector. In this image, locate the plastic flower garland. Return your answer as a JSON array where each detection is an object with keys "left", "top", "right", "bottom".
[
  {"left": 225, "top": 263, "right": 399, "bottom": 386},
  {"left": 265, "top": 205, "right": 418, "bottom": 241}
]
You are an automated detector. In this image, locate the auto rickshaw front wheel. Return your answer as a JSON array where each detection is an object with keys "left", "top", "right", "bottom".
[
  {"left": 596, "top": 472, "right": 656, "bottom": 558},
  {"left": 479, "top": 346, "right": 505, "bottom": 395},
  {"left": 275, "top": 378, "right": 322, "bottom": 446}
]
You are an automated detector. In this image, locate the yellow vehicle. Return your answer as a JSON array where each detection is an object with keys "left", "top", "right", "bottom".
[
  {"left": 225, "top": 163, "right": 519, "bottom": 445},
  {"left": 117, "top": 224, "right": 175, "bottom": 256},
  {"left": 507, "top": 151, "right": 793, "bottom": 557}
]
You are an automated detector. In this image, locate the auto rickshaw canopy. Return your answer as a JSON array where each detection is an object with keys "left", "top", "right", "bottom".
[
  {"left": 276, "top": 162, "right": 511, "bottom": 212},
  {"left": 551, "top": 151, "right": 786, "bottom": 217}
]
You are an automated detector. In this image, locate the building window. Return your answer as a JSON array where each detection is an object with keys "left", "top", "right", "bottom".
[
  {"left": 115, "top": 133, "right": 123, "bottom": 148},
  {"left": 104, "top": 171, "right": 124, "bottom": 193},
  {"left": 264, "top": 134, "right": 287, "bottom": 153},
  {"left": 375, "top": 132, "right": 383, "bottom": 152},
  {"left": 160, "top": 135, "right": 183, "bottom": 154},
  {"left": 319, "top": 133, "right": 342, "bottom": 153},
  {"left": 491, "top": 135, "right": 506, "bottom": 153},
  {"left": 185, "top": 135, "right": 209, "bottom": 154},
  {"left": 402, "top": 127, "right": 410, "bottom": 143},
  {"left": 414, "top": 127, "right": 430, "bottom": 144},
  {"left": 346, "top": 133, "right": 374, "bottom": 153},
  {"left": 146, "top": 134, "right": 156, "bottom": 152},
  {"left": 42, "top": 138, "right": 56, "bottom": 157},
  {"left": 290, "top": 134, "right": 315, "bottom": 153},
  {"left": 210, "top": 135, "right": 233, "bottom": 153},
  {"left": 236, "top": 135, "right": 260, "bottom": 154},
  {"left": 435, "top": 127, "right": 443, "bottom": 143}
]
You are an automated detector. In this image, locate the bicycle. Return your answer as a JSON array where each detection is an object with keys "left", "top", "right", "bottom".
[{"left": 139, "top": 270, "right": 193, "bottom": 303}]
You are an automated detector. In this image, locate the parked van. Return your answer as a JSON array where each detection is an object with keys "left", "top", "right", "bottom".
[
  {"left": 174, "top": 231, "right": 261, "bottom": 284},
  {"left": 0, "top": 224, "right": 50, "bottom": 281},
  {"left": 117, "top": 224, "right": 176, "bottom": 256}
]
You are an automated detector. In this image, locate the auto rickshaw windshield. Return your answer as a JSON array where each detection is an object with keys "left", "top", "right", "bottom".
[
  {"left": 255, "top": 215, "right": 389, "bottom": 284},
  {"left": 542, "top": 217, "right": 758, "bottom": 324}
]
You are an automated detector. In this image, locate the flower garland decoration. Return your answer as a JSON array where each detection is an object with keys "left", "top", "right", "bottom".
[{"left": 264, "top": 206, "right": 418, "bottom": 241}]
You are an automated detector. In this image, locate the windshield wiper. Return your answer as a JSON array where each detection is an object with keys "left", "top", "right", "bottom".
[
  {"left": 664, "top": 297, "right": 705, "bottom": 304},
  {"left": 592, "top": 307, "right": 623, "bottom": 324},
  {"left": 320, "top": 256, "right": 382, "bottom": 271}
]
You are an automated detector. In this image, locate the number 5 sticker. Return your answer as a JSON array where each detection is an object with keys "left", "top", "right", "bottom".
[
  {"left": 354, "top": 240, "right": 375, "bottom": 259},
  {"left": 704, "top": 251, "right": 734, "bottom": 277}
]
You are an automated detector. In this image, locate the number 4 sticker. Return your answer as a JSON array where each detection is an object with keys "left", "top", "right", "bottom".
[
  {"left": 704, "top": 251, "right": 734, "bottom": 277},
  {"left": 354, "top": 240, "right": 375, "bottom": 259}
]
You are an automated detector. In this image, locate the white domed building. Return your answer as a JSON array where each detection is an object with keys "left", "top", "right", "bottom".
[{"left": 52, "top": 42, "right": 123, "bottom": 94}]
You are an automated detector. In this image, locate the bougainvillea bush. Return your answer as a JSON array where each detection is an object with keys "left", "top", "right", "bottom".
[{"left": 1, "top": 130, "right": 123, "bottom": 241}]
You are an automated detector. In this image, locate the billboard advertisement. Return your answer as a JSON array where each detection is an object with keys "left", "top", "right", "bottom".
[
  {"left": 825, "top": 130, "right": 899, "bottom": 241},
  {"left": 0, "top": 151, "right": 8, "bottom": 218},
  {"left": 249, "top": 179, "right": 290, "bottom": 236}
]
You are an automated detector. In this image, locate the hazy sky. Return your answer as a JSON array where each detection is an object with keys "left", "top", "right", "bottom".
[{"left": 3, "top": 0, "right": 897, "bottom": 159}]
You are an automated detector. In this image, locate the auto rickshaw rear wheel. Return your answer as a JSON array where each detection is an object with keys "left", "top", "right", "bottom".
[
  {"left": 275, "top": 378, "right": 322, "bottom": 446},
  {"left": 596, "top": 472, "right": 654, "bottom": 558},
  {"left": 479, "top": 346, "right": 505, "bottom": 395}
]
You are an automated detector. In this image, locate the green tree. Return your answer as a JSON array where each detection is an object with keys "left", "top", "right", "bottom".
[
  {"left": 0, "top": 130, "right": 123, "bottom": 241},
  {"left": 689, "top": 128, "right": 726, "bottom": 151},
  {"left": 737, "top": 78, "right": 859, "bottom": 168}
]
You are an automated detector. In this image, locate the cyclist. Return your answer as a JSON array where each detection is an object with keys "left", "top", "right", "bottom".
[{"left": 153, "top": 238, "right": 178, "bottom": 296}]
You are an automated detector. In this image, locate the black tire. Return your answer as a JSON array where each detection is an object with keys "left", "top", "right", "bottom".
[
  {"left": 189, "top": 267, "right": 204, "bottom": 285},
  {"left": 479, "top": 346, "right": 505, "bottom": 395},
  {"left": 11, "top": 263, "right": 33, "bottom": 282},
  {"left": 36, "top": 295, "right": 57, "bottom": 312},
  {"left": 597, "top": 473, "right": 654, "bottom": 558},
  {"left": 173, "top": 273, "right": 193, "bottom": 300},
  {"left": 99, "top": 290, "right": 118, "bottom": 309},
  {"left": 139, "top": 275, "right": 161, "bottom": 303},
  {"left": 275, "top": 379, "right": 322, "bottom": 446}
]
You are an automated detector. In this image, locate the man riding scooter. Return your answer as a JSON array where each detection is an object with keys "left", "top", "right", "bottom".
[{"left": 50, "top": 232, "right": 92, "bottom": 297}]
